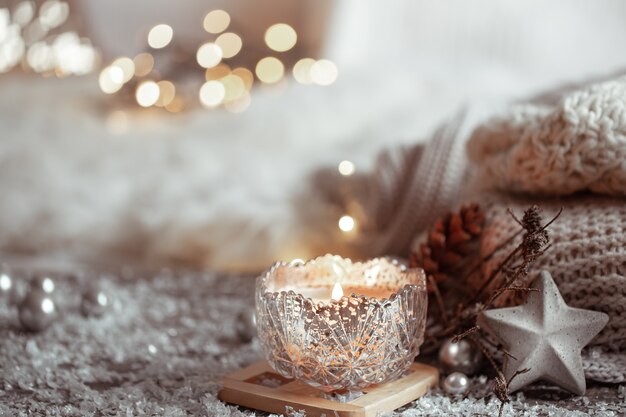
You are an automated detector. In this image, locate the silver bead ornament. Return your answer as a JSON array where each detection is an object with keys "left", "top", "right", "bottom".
[
  {"left": 81, "top": 287, "right": 111, "bottom": 318},
  {"left": 30, "top": 275, "right": 55, "bottom": 294},
  {"left": 0, "top": 272, "right": 13, "bottom": 298},
  {"left": 235, "top": 309, "right": 257, "bottom": 343},
  {"left": 1, "top": 273, "right": 28, "bottom": 306},
  {"left": 439, "top": 338, "right": 484, "bottom": 375},
  {"left": 443, "top": 371, "right": 470, "bottom": 395},
  {"left": 18, "top": 289, "right": 58, "bottom": 332}
]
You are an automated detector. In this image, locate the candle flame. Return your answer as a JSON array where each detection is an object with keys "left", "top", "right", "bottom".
[{"left": 331, "top": 282, "right": 343, "bottom": 301}]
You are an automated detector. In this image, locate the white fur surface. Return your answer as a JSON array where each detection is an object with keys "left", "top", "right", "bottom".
[
  {"left": 0, "top": 66, "right": 535, "bottom": 271},
  {"left": 0, "top": 62, "right": 622, "bottom": 271}
]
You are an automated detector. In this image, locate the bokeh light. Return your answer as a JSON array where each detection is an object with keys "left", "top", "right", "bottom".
[
  {"left": 264, "top": 23, "right": 297, "bottom": 52},
  {"left": 147, "top": 24, "right": 173, "bottom": 49},
  {"left": 338, "top": 215, "right": 356, "bottom": 232},
  {"left": 311, "top": 59, "right": 338, "bottom": 86},
  {"left": 133, "top": 53, "right": 154, "bottom": 76},
  {"left": 220, "top": 73, "right": 245, "bottom": 102},
  {"left": 199, "top": 80, "right": 225, "bottom": 108},
  {"left": 39, "top": 0, "right": 69, "bottom": 30},
  {"left": 203, "top": 9, "right": 230, "bottom": 34},
  {"left": 13, "top": 1, "right": 35, "bottom": 27},
  {"left": 136, "top": 80, "right": 160, "bottom": 107},
  {"left": 338, "top": 160, "right": 356, "bottom": 176},
  {"left": 255, "top": 57, "right": 284, "bottom": 84},
  {"left": 232, "top": 67, "right": 254, "bottom": 90},
  {"left": 155, "top": 80, "right": 176, "bottom": 107},
  {"left": 165, "top": 96, "right": 185, "bottom": 113},
  {"left": 292, "top": 58, "right": 315, "bottom": 84},
  {"left": 112, "top": 57, "right": 134, "bottom": 82},
  {"left": 26, "top": 41, "right": 54, "bottom": 73},
  {"left": 205, "top": 63, "right": 231, "bottom": 80},
  {"left": 99, "top": 65, "right": 124, "bottom": 94},
  {"left": 215, "top": 32, "right": 242, "bottom": 59},
  {"left": 196, "top": 42, "right": 223, "bottom": 68}
]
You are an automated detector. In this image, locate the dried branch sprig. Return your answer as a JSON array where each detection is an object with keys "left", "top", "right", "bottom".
[
  {"left": 415, "top": 205, "right": 561, "bottom": 416},
  {"left": 453, "top": 206, "right": 560, "bottom": 417}
]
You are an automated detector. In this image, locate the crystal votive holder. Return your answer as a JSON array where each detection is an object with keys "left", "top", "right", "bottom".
[{"left": 255, "top": 255, "right": 427, "bottom": 391}]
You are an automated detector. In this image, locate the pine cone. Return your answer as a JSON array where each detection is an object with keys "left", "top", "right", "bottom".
[{"left": 410, "top": 203, "right": 485, "bottom": 284}]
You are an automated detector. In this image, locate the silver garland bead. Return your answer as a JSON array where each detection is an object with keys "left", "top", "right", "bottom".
[
  {"left": 443, "top": 371, "right": 470, "bottom": 395},
  {"left": 18, "top": 289, "right": 58, "bottom": 332},
  {"left": 439, "top": 338, "right": 484, "bottom": 375},
  {"left": 235, "top": 309, "right": 256, "bottom": 343},
  {"left": 81, "top": 287, "right": 111, "bottom": 318},
  {"left": 1, "top": 272, "right": 28, "bottom": 305},
  {"left": 0, "top": 272, "right": 13, "bottom": 298},
  {"left": 30, "top": 275, "right": 56, "bottom": 294}
]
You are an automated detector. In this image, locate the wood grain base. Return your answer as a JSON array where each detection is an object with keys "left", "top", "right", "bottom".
[{"left": 219, "top": 361, "right": 439, "bottom": 417}]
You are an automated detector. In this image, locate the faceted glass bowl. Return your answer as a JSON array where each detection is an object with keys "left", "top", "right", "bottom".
[{"left": 255, "top": 255, "right": 427, "bottom": 391}]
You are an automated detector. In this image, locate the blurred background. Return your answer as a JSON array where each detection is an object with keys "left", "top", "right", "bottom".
[{"left": 1, "top": 0, "right": 626, "bottom": 272}]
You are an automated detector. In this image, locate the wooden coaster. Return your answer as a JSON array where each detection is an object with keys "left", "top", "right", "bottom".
[{"left": 219, "top": 361, "right": 439, "bottom": 417}]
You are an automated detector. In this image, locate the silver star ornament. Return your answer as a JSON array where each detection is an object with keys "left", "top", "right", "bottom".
[{"left": 477, "top": 270, "right": 608, "bottom": 395}]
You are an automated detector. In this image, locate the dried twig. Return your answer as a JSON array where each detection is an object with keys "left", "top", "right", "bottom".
[{"left": 440, "top": 206, "right": 560, "bottom": 417}]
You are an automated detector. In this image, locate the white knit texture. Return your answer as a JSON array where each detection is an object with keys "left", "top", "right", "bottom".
[{"left": 467, "top": 76, "right": 626, "bottom": 196}]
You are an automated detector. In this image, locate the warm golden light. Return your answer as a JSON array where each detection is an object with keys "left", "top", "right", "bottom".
[
  {"left": 338, "top": 160, "right": 356, "bottom": 176},
  {"left": 264, "top": 23, "right": 297, "bottom": 52},
  {"left": 199, "top": 80, "right": 225, "bottom": 108},
  {"left": 255, "top": 57, "right": 284, "bottom": 84},
  {"left": 216, "top": 32, "right": 242, "bottom": 59},
  {"left": 112, "top": 57, "right": 134, "bottom": 82},
  {"left": 232, "top": 67, "right": 254, "bottom": 90},
  {"left": 165, "top": 96, "right": 185, "bottom": 113},
  {"left": 338, "top": 215, "right": 356, "bottom": 232},
  {"left": 133, "top": 53, "right": 154, "bottom": 76},
  {"left": 155, "top": 80, "right": 176, "bottom": 107},
  {"left": 99, "top": 66, "right": 124, "bottom": 94},
  {"left": 197, "top": 42, "right": 223, "bottom": 68},
  {"left": 147, "top": 24, "right": 173, "bottom": 49},
  {"left": 203, "top": 9, "right": 230, "bottom": 34},
  {"left": 205, "top": 63, "right": 231, "bottom": 81},
  {"left": 311, "top": 59, "right": 338, "bottom": 86},
  {"left": 136, "top": 80, "right": 160, "bottom": 107},
  {"left": 331, "top": 282, "right": 344, "bottom": 301},
  {"left": 220, "top": 73, "right": 245, "bottom": 102},
  {"left": 292, "top": 58, "right": 315, "bottom": 84}
]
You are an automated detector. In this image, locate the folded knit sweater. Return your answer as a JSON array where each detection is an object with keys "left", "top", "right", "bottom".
[{"left": 334, "top": 75, "right": 626, "bottom": 383}]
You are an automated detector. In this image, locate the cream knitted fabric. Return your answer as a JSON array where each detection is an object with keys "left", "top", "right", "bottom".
[
  {"left": 476, "top": 194, "right": 626, "bottom": 383},
  {"left": 467, "top": 76, "right": 626, "bottom": 196}
]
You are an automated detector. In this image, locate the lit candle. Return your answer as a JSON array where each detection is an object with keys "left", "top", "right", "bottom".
[{"left": 255, "top": 254, "right": 428, "bottom": 391}]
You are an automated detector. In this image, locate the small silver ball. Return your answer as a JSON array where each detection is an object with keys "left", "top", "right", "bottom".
[
  {"left": 443, "top": 371, "right": 470, "bottom": 395},
  {"left": 30, "top": 276, "right": 56, "bottom": 294},
  {"left": 236, "top": 310, "right": 257, "bottom": 343},
  {"left": 18, "top": 290, "right": 58, "bottom": 332},
  {"left": 0, "top": 272, "right": 13, "bottom": 298},
  {"left": 1, "top": 273, "right": 27, "bottom": 306},
  {"left": 439, "top": 338, "right": 484, "bottom": 375},
  {"left": 81, "top": 287, "right": 111, "bottom": 318}
]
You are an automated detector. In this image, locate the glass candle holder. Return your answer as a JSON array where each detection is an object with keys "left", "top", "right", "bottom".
[{"left": 255, "top": 255, "right": 427, "bottom": 391}]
